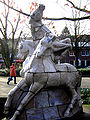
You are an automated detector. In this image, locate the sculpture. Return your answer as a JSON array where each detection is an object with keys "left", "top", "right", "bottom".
[{"left": 4, "top": 4, "right": 82, "bottom": 120}]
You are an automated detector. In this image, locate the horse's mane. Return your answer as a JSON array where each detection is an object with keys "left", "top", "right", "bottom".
[{"left": 19, "top": 40, "right": 34, "bottom": 48}]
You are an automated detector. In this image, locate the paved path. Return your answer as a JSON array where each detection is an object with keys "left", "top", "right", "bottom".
[
  {"left": 0, "top": 77, "right": 22, "bottom": 97},
  {"left": 81, "top": 77, "right": 90, "bottom": 88},
  {"left": 0, "top": 77, "right": 90, "bottom": 97}
]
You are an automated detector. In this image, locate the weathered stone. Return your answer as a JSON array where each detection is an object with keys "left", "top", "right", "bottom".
[
  {"left": 11, "top": 85, "right": 29, "bottom": 109},
  {"left": 43, "top": 56, "right": 56, "bottom": 72},
  {"left": 25, "top": 73, "right": 33, "bottom": 85},
  {"left": 30, "top": 58, "right": 44, "bottom": 72},
  {"left": 43, "top": 106, "right": 60, "bottom": 120},
  {"left": 25, "top": 98, "right": 35, "bottom": 109},
  {"left": 34, "top": 91, "right": 49, "bottom": 108},
  {"left": 70, "top": 102, "right": 83, "bottom": 117},
  {"left": 55, "top": 63, "right": 78, "bottom": 72},
  {"left": 17, "top": 111, "right": 26, "bottom": 120},
  {"left": 26, "top": 108, "right": 43, "bottom": 120},
  {"left": 33, "top": 73, "right": 48, "bottom": 84},
  {"left": 6, "top": 87, "right": 83, "bottom": 120},
  {"left": 58, "top": 105, "right": 68, "bottom": 118},
  {"left": 48, "top": 89, "right": 70, "bottom": 106},
  {"left": 47, "top": 73, "right": 60, "bottom": 86}
]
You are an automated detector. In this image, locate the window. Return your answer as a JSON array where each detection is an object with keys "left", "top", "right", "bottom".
[
  {"left": 69, "top": 52, "right": 75, "bottom": 56},
  {"left": 86, "top": 42, "right": 90, "bottom": 46},
  {"left": 81, "top": 51, "right": 85, "bottom": 56},
  {"left": 81, "top": 51, "right": 89, "bottom": 56},
  {"left": 86, "top": 51, "right": 89, "bottom": 56}
]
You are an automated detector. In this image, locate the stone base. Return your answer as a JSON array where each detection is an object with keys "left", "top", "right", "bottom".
[
  {"left": 6, "top": 84, "right": 83, "bottom": 120},
  {"left": 0, "top": 98, "right": 7, "bottom": 120},
  {"left": 61, "top": 112, "right": 90, "bottom": 120}
]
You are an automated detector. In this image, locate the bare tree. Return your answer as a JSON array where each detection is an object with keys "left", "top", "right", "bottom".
[
  {"left": 67, "top": 1, "right": 90, "bottom": 68},
  {"left": 0, "top": 0, "right": 22, "bottom": 68},
  {"left": 0, "top": 0, "right": 90, "bottom": 21},
  {"left": 66, "top": 0, "right": 90, "bottom": 14}
]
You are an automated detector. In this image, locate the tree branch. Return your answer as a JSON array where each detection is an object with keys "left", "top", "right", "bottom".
[
  {"left": 0, "top": 0, "right": 30, "bottom": 16},
  {"left": 81, "top": 39, "right": 90, "bottom": 48},
  {"left": 66, "top": 0, "right": 90, "bottom": 14},
  {"left": 0, "top": 0, "right": 90, "bottom": 21},
  {"left": 0, "top": 27, "right": 5, "bottom": 37},
  {"left": 43, "top": 15, "right": 90, "bottom": 21},
  {"left": 0, "top": 18, "right": 5, "bottom": 30},
  {"left": 15, "top": 30, "right": 22, "bottom": 51},
  {"left": 14, "top": 15, "right": 20, "bottom": 34}
]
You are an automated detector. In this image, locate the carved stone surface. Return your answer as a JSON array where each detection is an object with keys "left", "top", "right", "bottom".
[{"left": 7, "top": 86, "right": 82, "bottom": 120}]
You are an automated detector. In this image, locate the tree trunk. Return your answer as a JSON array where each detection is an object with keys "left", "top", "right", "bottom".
[
  {"left": 0, "top": 40, "right": 10, "bottom": 68},
  {"left": 75, "top": 52, "right": 79, "bottom": 68}
]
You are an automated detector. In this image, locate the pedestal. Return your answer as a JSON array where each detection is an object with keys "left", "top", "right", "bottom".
[{"left": 7, "top": 85, "right": 83, "bottom": 120}]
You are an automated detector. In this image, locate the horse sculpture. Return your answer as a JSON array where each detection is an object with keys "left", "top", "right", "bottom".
[
  {"left": 4, "top": 39, "right": 82, "bottom": 120},
  {"left": 4, "top": 4, "right": 82, "bottom": 120}
]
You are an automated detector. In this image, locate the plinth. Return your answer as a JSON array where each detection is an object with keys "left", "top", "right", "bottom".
[{"left": 7, "top": 83, "right": 83, "bottom": 120}]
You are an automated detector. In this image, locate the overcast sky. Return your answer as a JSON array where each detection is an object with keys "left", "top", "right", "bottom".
[
  {"left": 0, "top": 0, "right": 90, "bottom": 37},
  {"left": 14, "top": 0, "right": 90, "bottom": 35}
]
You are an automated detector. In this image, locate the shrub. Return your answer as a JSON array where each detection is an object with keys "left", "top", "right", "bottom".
[
  {"left": 0, "top": 68, "right": 21, "bottom": 76},
  {"left": 16, "top": 68, "right": 21, "bottom": 77},
  {"left": 79, "top": 68, "right": 90, "bottom": 72},
  {"left": 80, "top": 88, "right": 90, "bottom": 104},
  {"left": 0, "top": 68, "right": 10, "bottom": 76}
]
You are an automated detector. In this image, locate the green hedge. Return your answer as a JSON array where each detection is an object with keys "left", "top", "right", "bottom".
[
  {"left": 0, "top": 68, "right": 21, "bottom": 77},
  {"left": 0, "top": 68, "right": 9, "bottom": 76},
  {"left": 78, "top": 68, "right": 90, "bottom": 77},
  {"left": 80, "top": 88, "right": 90, "bottom": 104},
  {"left": 79, "top": 68, "right": 90, "bottom": 72}
]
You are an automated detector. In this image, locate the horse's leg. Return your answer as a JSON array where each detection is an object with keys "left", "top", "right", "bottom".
[
  {"left": 76, "top": 75, "right": 82, "bottom": 107},
  {"left": 64, "top": 86, "right": 78, "bottom": 117},
  {"left": 76, "top": 87, "right": 82, "bottom": 107},
  {"left": 11, "top": 82, "right": 44, "bottom": 120},
  {"left": 4, "top": 79, "right": 25, "bottom": 114}
]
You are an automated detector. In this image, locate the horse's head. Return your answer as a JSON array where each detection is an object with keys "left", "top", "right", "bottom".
[
  {"left": 29, "top": 4, "right": 45, "bottom": 23},
  {"left": 17, "top": 40, "right": 34, "bottom": 59}
]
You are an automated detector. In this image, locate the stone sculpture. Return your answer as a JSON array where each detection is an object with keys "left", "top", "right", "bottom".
[{"left": 4, "top": 4, "right": 82, "bottom": 120}]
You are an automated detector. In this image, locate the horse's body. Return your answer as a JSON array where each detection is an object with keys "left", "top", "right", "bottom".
[{"left": 4, "top": 4, "right": 82, "bottom": 120}]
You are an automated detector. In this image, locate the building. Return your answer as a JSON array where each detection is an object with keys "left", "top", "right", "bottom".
[
  {"left": 0, "top": 36, "right": 90, "bottom": 68},
  {"left": 55, "top": 41, "right": 90, "bottom": 68}
]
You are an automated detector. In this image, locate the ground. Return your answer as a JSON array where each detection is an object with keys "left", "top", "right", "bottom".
[{"left": 0, "top": 77, "right": 22, "bottom": 97}]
